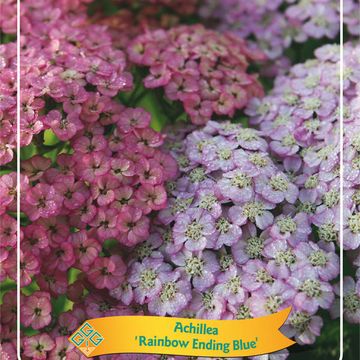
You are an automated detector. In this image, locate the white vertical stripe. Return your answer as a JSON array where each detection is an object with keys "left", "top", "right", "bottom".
[
  {"left": 339, "top": 0, "right": 344, "bottom": 359},
  {"left": 16, "top": 0, "right": 21, "bottom": 358}
]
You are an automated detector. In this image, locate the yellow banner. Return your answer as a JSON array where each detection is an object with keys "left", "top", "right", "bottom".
[{"left": 69, "top": 307, "right": 295, "bottom": 358}]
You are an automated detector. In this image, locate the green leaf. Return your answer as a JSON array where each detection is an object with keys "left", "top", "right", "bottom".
[
  {"left": 21, "top": 280, "right": 40, "bottom": 296},
  {"left": 137, "top": 91, "right": 169, "bottom": 131},
  {"left": 103, "top": 239, "right": 118, "bottom": 250},
  {"left": 52, "top": 295, "right": 73, "bottom": 316},
  {"left": 22, "top": 326, "right": 39, "bottom": 337},
  {"left": 0, "top": 169, "right": 14, "bottom": 175},
  {"left": 0, "top": 32, "right": 16, "bottom": 44},
  {"left": 0, "top": 279, "right": 16, "bottom": 304},
  {"left": 20, "top": 143, "right": 37, "bottom": 161},
  {"left": 43, "top": 129, "right": 60, "bottom": 146},
  {"left": 68, "top": 268, "right": 82, "bottom": 285}
]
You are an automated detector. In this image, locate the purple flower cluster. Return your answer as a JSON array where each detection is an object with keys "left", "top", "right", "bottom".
[
  {"left": 343, "top": 43, "right": 360, "bottom": 255},
  {"left": 340, "top": 44, "right": 360, "bottom": 324},
  {"left": 246, "top": 42, "right": 360, "bottom": 324},
  {"left": 127, "top": 24, "right": 265, "bottom": 124},
  {"left": 246, "top": 44, "right": 341, "bottom": 245},
  {"left": 117, "top": 121, "right": 339, "bottom": 350},
  {"left": 344, "top": 0, "right": 360, "bottom": 37},
  {"left": 200, "top": 0, "right": 359, "bottom": 75}
]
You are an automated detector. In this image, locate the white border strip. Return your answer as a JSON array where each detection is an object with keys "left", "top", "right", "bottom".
[
  {"left": 13, "top": 1, "right": 348, "bottom": 359},
  {"left": 16, "top": 0, "right": 21, "bottom": 358},
  {"left": 339, "top": 0, "right": 344, "bottom": 359}
]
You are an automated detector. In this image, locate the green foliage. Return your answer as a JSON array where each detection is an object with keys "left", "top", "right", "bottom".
[
  {"left": 88, "top": 0, "right": 201, "bottom": 24},
  {"left": 21, "top": 280, "right": 40, "bottom": 296},
  {"left": 68, "top": 268, "right": 82, "bottom": 285},
  {"left": 52, "top": 294, "right": 73, "bottom": 316},
  {"left": 0, "top": 32, "right": 16, "bottom": 44},
  {"left": 20, "top": 143, "right": 38, "bottom": 161},
  {"left": 0, "top": 279, "right": 16, "bottom": 304},
  {"left": 43, "top": 130, "right": 61, "bottom": 146}
]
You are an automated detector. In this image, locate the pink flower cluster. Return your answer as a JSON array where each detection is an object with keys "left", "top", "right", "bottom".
[
  {"left": 0, "top": 0, "right": 17, "bottom": 166},
  {"left": 127, "top": 24, "right": 265, "bottom": 125},
  {"left": 114, "top": 121, "right": 339, "bottom": 352},
  {"left": 0, "top": 41, "right": 17, "bottom": 165},
  {"left": 200, "top": 0, "right": 360, "bottom": 75},
  {"left": 0, "top": 171, "right": 17, "bottom": 283},
  {"left": 94, "top": 0, "right": 198, "bottom": 50},
  {"left": 12, "top": 1, "right": 177, "bottom": 358},
  {"left": 0, "top": 0, "right": 17, "bottom": 35},
  {"left": 20, "top": 0, "right": 131, "bottom": 148},
  {"left": 0, "top": 2, "right": 17, "bottom": 358},
  {"left": 20, "top": 108, "right": 177, "bottom": 246},
  {"left": 246, "top": 42, "right": 360, "bottom": 324}
]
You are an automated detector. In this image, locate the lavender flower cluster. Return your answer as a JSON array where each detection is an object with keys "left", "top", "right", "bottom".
[
  {"left": 127, "top": 24, "right": 265, "bottom": 124},
  {"left": 200, "top": 0, "right": 360, "bottom": 75},
  {"left": 246, "top": 42, "right": 360, "bottom": 324},
  {"left": 341, "top": 44, "right": 360, "bottom": 324},
  {"left": 115, "top": 121, "right": 339, "bottom": 354}
]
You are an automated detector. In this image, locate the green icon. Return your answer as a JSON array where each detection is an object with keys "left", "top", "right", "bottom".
[{"left": 70, "top": 322, "right": 104, "bottom": 356}]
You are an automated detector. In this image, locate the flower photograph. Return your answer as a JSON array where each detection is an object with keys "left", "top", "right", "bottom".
[{"left": 0, "top": 0, "right": 359, "bottom": 359}]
